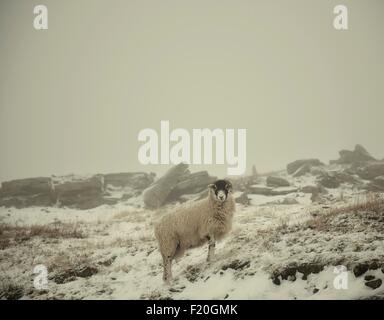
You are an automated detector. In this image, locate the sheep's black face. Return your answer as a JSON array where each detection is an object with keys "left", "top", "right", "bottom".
[{"left": 208, "top": 179, "right": 233, "bottom": 202}]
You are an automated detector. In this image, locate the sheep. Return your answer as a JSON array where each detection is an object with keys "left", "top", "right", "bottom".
[{"left": 154, "top": 179, "right": 235, "bottom": 283}]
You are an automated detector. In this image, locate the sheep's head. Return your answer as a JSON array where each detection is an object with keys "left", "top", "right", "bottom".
[{"left": 208, "top": 179, "right": 233, "bottom": 203}]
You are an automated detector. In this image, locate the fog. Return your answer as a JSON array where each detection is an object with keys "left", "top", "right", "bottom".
[{"left": 1, "top": 0, "right": 384, "bottom": 183}]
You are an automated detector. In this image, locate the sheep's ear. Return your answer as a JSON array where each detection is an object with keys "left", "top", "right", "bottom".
[{"left": 208, "top": 184, "right": 215, "bottom": 189}]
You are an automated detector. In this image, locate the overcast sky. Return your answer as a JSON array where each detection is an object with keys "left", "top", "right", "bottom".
[{"left": 1, "top": 0, "right": 383, "bottom": 182}]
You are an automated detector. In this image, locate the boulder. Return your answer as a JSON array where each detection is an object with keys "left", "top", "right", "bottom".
[
  {"left": 300, "top": 185, "right": 322, "bottom": 194},
  {"left": 0, "top": 177, "right": 55, "bottom": 208},
  {"left": 317, "top": 174, "right": 340, "bottom": 189},
  {"left": 356, "top": 162, "right": 384, "bottom": 180},
  {"left": 231, "top": 175, "right": 259, "bottom": 192},
  {"left": 281, "top": 197, "right": 299, "bottom": 205},
  {"left": 165, "top": 171, "right": 217, "bottom": 202},
  {"left": 309, "top": 166, "right": 326, "bottom": 176},
  {"left": 54, "top": 176, "right": 105, "bottom": 210},
  {"left": 235, "top": 192, "right": 250, "bottom": 205},
  {"left": 365, "top": 279, "right": 382, "bottom": 290},
  {"left": 266, "top": 176, "right": 290, "bottom": 187},
  {"left": 293, "top": 164, "right": 311, "bottom": 177},
  {"left": 317, "top": 172, "right": 359, "bottom": 189},
  {"left": 366, "top": 176, "right": 384, "bottom": 191},
  {"left": 1, "top": 177, "right": 52, "bottom": 197},
  {"left": 287, "top": 159, "right": 324, "bottom": 175},
  {"left": 248, "top": 186, "right": 273, "bottom": 196},
  {"left": 103, "top": 172, "right": 155, "bottom": 190},
  {"left": 330, "top": 144, "right": 376, "bottom": 165},
  {"left": 143, "top": 163, "right": 189, "bottom": 209}
]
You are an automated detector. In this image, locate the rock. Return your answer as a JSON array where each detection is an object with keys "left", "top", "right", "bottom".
[
  {"left": 365, "top": 279, "right": 382, "bottom": 290},
  {"left": 366, "top": 176, "right": 384, "bottom": 191},
  {"left": 143, "top": 163, "right": 189, "bottom": 209},
  {"left": 281, "top": 197, "right": 299, "bottom": 205},
  {"left": 54, "top": 176, "right": 104, "bottom": 210},
  {"left": 309, "top": 166, "right": 326, "bottom": 176},
  {"left": 300, "top": 185, "right": 324, "bottom": 194},
  {"left": 248, "top": 185, "right": 298, "bottom": 196},
  {"left": 353, "top": 263, "right": 369, "bottom": 277},
  {"left": 1, "top": 177, "right": 52, "bottom": 196},
  {"left": 235, "top": 192, "right": 250, "bottom": 205},
  {"left": 185, "top": 265, "right": 201, "bottom": 283},
  {"left": 0, "top": 177, "right": 55, "bottom": 208},
  {"left": 273, "top": 263, "right": 324, "bottom": 282},
  {"left": 266, "top": 176, "right": 290, "bottom": 187},
  {"left": 331, "top": 144, "right": 376, "bottom": 165},
  {"left": 336, "top": 172, "right": 360, "bottom": 185},
  {"left": 165, "top": 171, "right": 217, "bottom": 202},
  {"left": 231, "top": 175, "right": 258, "bottom": 192},
  {"left": 357, "top": 162, "right": 384, "bottom": 180},
  {"left": 317, "top": 172, "right": 360, "bottom": 189},
  {"left": 364, "top": 275, "right": 375, "bottom": 281},
  {"left": 103, "top": 172, "right": 155, "bottom": 190},
  {"left": 53, "top": 265, "right": 98, "bottom": 284},
  {"left": 293, "top": 164, "right": 311, "bottom": 177},
  {"left": 75, "top": 265, "right": 98, "bottom": 278},
  {"left": 221, "top": 259, "right": 251, "bottom": 271},
  {"left": 287, "top": 159, "right": 324, "bottom": 175},
  {"left": 318, "top": 174, "right": 340, "bottom": 189}
]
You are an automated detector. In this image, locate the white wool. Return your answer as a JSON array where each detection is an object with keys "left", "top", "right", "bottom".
[{"left": 154, "top": 188, "right": 236, "bottom": 269}]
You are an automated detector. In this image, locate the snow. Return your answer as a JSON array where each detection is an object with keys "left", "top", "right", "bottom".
[{"left": 1, "top": 170, "right": 384, "bottom": 300}]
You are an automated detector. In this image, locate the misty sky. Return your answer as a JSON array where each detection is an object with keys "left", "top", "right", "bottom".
[{"left": 1, "top": 0, "right": 384, "bottom": 183}]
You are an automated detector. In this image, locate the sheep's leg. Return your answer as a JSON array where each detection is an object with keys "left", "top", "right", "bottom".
[
  {"left": 162, "top": 256, "right": 173, "bottom": 284},
  {"left": 207, "top": 235, "right": 215, "bottom": 262}
]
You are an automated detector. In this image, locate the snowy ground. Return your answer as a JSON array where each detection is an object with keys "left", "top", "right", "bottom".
[{"left": 1, "top": 176, "right": 384, "bottom": 300}]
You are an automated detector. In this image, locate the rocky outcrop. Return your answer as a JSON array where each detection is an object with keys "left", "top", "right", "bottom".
[
  {"left": 165, "top": 171, "right": 217, "bottom": 203},
  {"left": 317, "top": 172, "right": 360, "bottom": 189},
  {"left": 143, "top": 163, "right": 189, "bottom": 209},
  {"left": 300, "top": 185, "right": 323, "bottom": 194},
  {"left": 235, "top": 192, "right": 250, "bottom": 205},
  {"left": 103, "top": 172, "right": 155, "bottom": 190},
  {"left": 330, "top": 144, "right": 376, "bottom": 165},
  {"left": 0, "top": 171, "right": 157, "bottom": 210},
  {"left": 1, "top": 177, "right": 52, "bottom": 196},
  {"left": 366, "top": 176, "right": 384, "bottom": 191},
  {"left": 286, "top": 159, "right": 324, "bottom": 176},
  {"left": 356, "top": 162, "right": 384, "bottom": 180},
  {"left": 0, "top": 177, "right": 55, "bottom": 208},
  {"left": 54, "top": 176, "right": 107, "bottom": 210},
  {"left": 266, "top": 176, "right": 290, "bottom": 187},
  {"left": 231, "top": 175, "right": 258, "bottom": 192}
]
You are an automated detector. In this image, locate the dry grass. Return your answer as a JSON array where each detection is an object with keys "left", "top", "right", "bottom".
[
  {"left": 0, "top": 222, "right": 85, "bottom": 249},
  {"left": 47, "top": 251, "right": 91, "bottom": 272},
  {"left": 112, "top": 210, "right": 146, "bottom": 222},
  {"left": 0, "top": 277, "right": 24, "bottom": 300},
  {"left": 306, "top": 192, "right": 384, "bottom": 231}
]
